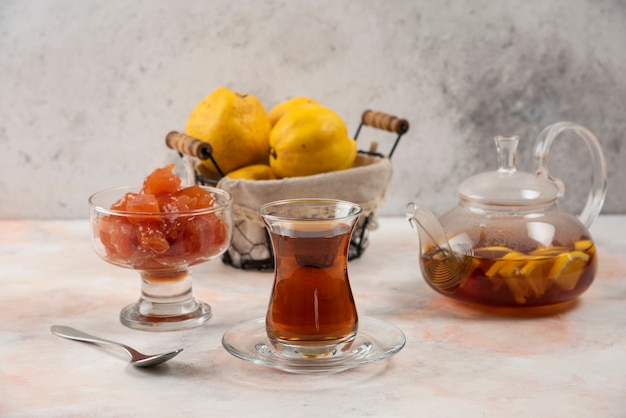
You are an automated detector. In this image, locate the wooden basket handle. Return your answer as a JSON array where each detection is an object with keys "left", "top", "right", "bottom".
[
  {"left": 165, "top": 131, "right": 212, "bottom": 160},
  {"left": 361, "top": 110, "right": 409, "bottom": 134}
]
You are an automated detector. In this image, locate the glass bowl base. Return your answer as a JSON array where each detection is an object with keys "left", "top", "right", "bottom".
[{"left": 120, "top": 299, "right": 212, "bottom": 331}]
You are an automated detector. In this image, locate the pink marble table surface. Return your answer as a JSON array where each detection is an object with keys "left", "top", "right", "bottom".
[{"left": 1, "top": 217, "right": 625, "bottom": 417}]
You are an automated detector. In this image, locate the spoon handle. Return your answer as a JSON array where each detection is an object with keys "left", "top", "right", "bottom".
[{"left": 50, "top": 325, "right": 140, "bottom": 357}]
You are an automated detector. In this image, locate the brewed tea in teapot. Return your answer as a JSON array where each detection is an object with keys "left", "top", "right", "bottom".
[{"left": 407, "top": 122, "right": 607, "bottom": 307}]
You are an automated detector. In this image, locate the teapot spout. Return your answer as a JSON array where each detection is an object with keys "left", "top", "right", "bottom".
[
  {"left": 405, "top": 202, "right": 473, "bottom": 293},
  {"left": 405, "top": 202, "right": 453, "bottom": 256}
]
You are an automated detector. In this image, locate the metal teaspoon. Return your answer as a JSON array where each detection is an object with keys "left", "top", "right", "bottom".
[{"left": 50, "top": 325, "right": 183, "bottom": 367}]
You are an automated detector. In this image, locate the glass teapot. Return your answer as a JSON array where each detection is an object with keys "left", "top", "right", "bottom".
[{"left": 406, "top": 122, "right": 607, "bottom": 307}]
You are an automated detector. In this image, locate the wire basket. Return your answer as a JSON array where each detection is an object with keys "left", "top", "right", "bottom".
[{"left": 166, "top": 109, "right": 409, "bottom": 270}]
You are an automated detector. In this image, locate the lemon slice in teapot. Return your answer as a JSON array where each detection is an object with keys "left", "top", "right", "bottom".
[
  {"left": 485, "top": 251, "right": 524, "bottom": 278},
  {"left": 548, "top": 251, "right": 590, "bottom": 291}
]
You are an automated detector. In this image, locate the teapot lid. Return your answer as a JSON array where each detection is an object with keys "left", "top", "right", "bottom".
[{"left": 457, "top": 135, "right": 560, "bottom": 206}]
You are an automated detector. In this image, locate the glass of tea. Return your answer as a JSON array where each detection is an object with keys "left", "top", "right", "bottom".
[{"left": 259, "top": 198, "right": 362, "bottom": 358}]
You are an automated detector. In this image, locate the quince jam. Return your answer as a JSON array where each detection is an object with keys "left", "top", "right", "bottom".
[{"left": 97, "top": 165, "right": 228, "bottom": 272}]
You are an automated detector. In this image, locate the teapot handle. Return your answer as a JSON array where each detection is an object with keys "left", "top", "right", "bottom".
[{"left": 532, "top": 122, "right": 607, "bottom": 229}]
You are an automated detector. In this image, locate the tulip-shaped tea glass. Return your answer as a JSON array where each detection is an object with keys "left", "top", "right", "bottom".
[
  {"left": 259, "top": 198, "right": 362, "bottom": 358},
  {"left": 89, "top": 185, "right": 232, "bottom": 331}
]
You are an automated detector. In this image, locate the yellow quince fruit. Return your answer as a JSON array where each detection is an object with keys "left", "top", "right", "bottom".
[
  {"left": 269, "top": 104, "right": 357, "bottom": 178},
  {"left": 226, "top": 164, "right": 277, "bottom": 180},
  {"left": 186, "top": 87, "right": 271, "bottom": 178},
  {"left": 268, "top": 96, "right": 319, "bottom": 127}
]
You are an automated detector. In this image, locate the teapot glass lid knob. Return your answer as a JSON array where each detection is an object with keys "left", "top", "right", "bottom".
[
  {"left": 457, "top": 135, "right": 560, "bottom": 207},
  {"left": 495, "top": 135, "right": 519, "bottom": 174}
]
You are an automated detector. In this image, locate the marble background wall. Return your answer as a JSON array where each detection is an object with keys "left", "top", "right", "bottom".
[{"left": 1, "top": 0, "right": 624, "bottom": 219}]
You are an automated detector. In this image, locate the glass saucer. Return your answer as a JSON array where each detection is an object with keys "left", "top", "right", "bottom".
[{"left": 222, "top": 317, "right": 406, "bottom": 374}]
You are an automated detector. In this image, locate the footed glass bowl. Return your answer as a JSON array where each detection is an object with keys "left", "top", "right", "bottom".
[{"left": 89, "top": 184, "right": 232, "bottom": 331}]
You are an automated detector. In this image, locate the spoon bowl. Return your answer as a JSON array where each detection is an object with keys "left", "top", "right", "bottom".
[{"left": 51, "top": 325, "right": 183, "bottom": 368}]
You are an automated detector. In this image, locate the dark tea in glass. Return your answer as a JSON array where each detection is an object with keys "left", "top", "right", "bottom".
[{"left": 260, "top": 199, "right": 362, "bottom": 358}]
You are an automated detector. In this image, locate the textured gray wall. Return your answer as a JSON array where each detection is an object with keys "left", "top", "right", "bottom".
[{"left": 1, "top": 0, "right": 624, "bottom": 219}]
